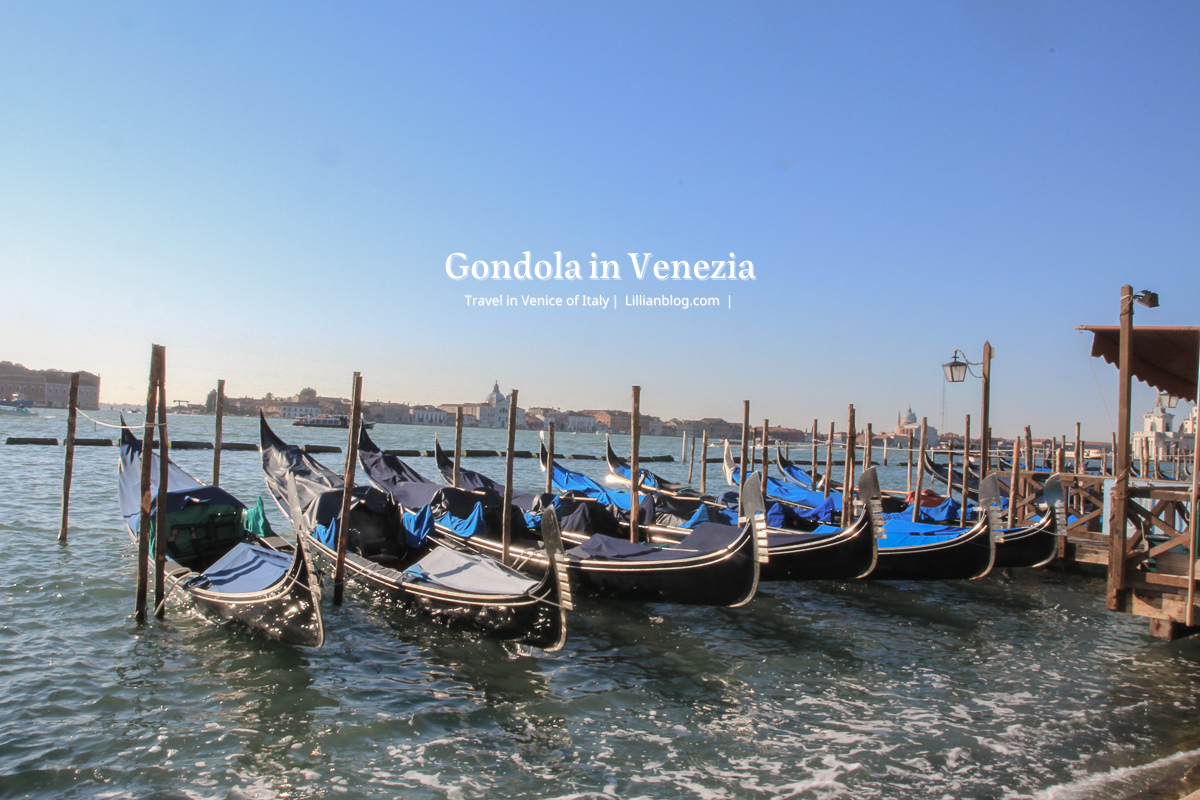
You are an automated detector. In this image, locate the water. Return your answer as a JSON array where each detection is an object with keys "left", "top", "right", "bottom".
[{"left": 3, "top": 412, "right": 1200, "bottom": 800}]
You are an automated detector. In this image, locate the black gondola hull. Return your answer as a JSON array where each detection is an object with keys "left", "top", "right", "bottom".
[
  {"left": 302, "top": 533, "right": 565, "bottom": 649},
  {"left": 168, "top": 541, "right": 325, "bottom": 647},
  {"left": 760, "top": 522, "right": 877, "bottom": 581},
  {"left": 870, "top": 522, "right": 995, "bottom": 580},
  {"left": 434, "top": 528, "right": 759, "bottom": 606},
  {"left": 993, "top": 516, "right": 1060, "bottom": 569}
]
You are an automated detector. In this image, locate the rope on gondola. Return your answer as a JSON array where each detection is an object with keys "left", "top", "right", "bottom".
[{"left": 78, "top": 410, "right": 166, "bottom": 430}]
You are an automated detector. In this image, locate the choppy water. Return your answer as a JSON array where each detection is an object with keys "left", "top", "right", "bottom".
[{"left": 2, "top": 411, "right": 1199, "bottom": 800}]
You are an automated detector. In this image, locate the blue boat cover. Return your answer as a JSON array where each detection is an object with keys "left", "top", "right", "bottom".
[
  {"left": 199, "top": 543, "right": 292, "bottom": 593},
  {"left": 730, "top": 466, "right": 842, "bottom": 514},
  {"left": 401, "top": 505, "right": 434, "bottom": 547},
  {"left": 436, "top": 501, "right": 485, "bottom": 538}
]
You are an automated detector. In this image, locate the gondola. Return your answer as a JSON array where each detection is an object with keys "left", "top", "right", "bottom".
[
  {"left": 722, "top": 439, "right": 843, "bottom": 521},
  {"left": 118, "top": 424, "right": 324, "bottom": 646},
  {"left": 363, "top": 432, "right": 763, "bottom": 606},
  {"left": 603, "top": 436, "right": 694, "bottom": 494},
  {"left": 774, "top": 447, "right": 841, "bottom": 493},
  {"left": 259, "top": 415, "right": 569, "bottom": 650},
  {"left": 603, "top": 438, "right": 878, "bottom": 580},
  {"left": 865, "top": 474, "right": 1006, "bottom": 580},
  {"left": 987, "top": 474, "right": 1064, "bottom": 569}
]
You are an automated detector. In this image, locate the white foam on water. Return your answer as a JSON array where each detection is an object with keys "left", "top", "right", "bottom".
[{"left": 1030, "top": 746, "right": 1200, "bottom": 800}]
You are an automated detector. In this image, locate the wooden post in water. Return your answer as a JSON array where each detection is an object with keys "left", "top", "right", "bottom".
[
  {"left": 1075, "top": 422, "right": 1083, "bottom": 474},
  {"left": 883, "top": 436, "right": 889, "bottom": 467},
  {"left": 1025, "top": 426, "right": 1034, "bottom": 474},
  {"left": 687, "top": 432, "right": 696, "bottom": 485},
  {"left": 911, "top": 418, "right": 928, "bottom": 523},
  {"left": 811, "top": 419, "right": 819, "bottom": 480},
  {"left": 630, "top": 386, "right": 642, "bottom": 542},
  {"left": 1008, "top": 440, "right": 1021, "bottom": 527},
  {"left": 980, "top": 341, "right": 993, "bottom": 478},
  {"left": 906, "top": 431, "right": 914, "bottom": 495},
  {"left": 699, "top": 429, "right": 709, "bottom": 494},
  {"left": 1108, "top": 285, "right": 1135, "bottom": 611},
  {"left": 211, "top": 379, "right": 224, "bottom": 486},
  {"left": 761, "top": 420, "right": 769, "bottom": 488},
  {"left": 333, "top": 372, "right": 363, "bottom": 606},
  {"left": 453, "top": 406, "right": 464, "bottom": 488},
  {"left": 154, "top": 366, "right": 169, "bottom": 619},
  {"left": 57, "top": 372, "right": 80, "bottom": 544},
  {"left": 739, "top": 401, "right": 750, "bottom": 514},
  {"left": 842, "top": 406, "right": 856, "bottom": 518},
  {"left": 135, "top": 345, "right": 163, "bottom": 625},
  {"left": 960, "top": 415, "right": 971, "bottom": 527},
  {"left": 824, "top": 422, "right": 835, "bottom": 499},
  {"left": 864, "top": 423, "right": 874, "bottom": 470},
  {"left": 681, "top": 430, "right": 688, "bottom": 466},
  {"left": 545, "top": 420, "right": 555, "bottom": 495},
  {"left": 502, "top": 389, "right": 519, "bottom": 562}
]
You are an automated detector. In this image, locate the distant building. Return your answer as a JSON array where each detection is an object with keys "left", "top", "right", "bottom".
[
  {"left": 1134, "top": 395, "right": 1194, "bottom": 460},
  {"left": 882, "top": 408, "right": 937, "bottom": 447},
  {"left": 411, "top": 405, "right": 449, "bottom": 426},
  {"left": 440, "top": 381, "right": 524, "bottom": 428},
  {"left": 0, "top": 362, "right": 100, "bottom": 410}
]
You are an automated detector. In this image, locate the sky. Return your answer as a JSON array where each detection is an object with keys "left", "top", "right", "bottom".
[{"left": 2, "top": 2, "right": 1197, "bottom": 441}]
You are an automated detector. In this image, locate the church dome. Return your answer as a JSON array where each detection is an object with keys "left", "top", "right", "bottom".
[
  {"left": 901, "top": 407, "right": 917, "bottom": 427},
  {"left": 485, "top": 381, "right": 505, "bottom": 406}
]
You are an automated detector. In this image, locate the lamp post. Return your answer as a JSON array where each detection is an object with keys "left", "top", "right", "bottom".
[
  {"left": 943, "top": 342, "right": 994, "bottom": 478},
  {"left": 1108, "top": 285, "right": 1159, "bottom": 611}
]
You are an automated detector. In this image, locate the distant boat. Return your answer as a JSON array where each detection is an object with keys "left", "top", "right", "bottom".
[
  {"left": 292, "top": 414, "right": 375, "bottom": 429},
  {"left": 0, "top": 402, "right": 36, "bottom": 417}
]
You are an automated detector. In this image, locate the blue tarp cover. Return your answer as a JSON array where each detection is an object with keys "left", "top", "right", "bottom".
[
  {"left": 730, "top": 466, "right": 842, "bottom": 512},
  {"left": 200, "top": 544, "right": 291, "bottom": 593},
  {"left": 401, "top": 505, "right": 434, "bottom": 547},
  {"left": 438, "top": 501, "right": 485, "bottom": 538}
]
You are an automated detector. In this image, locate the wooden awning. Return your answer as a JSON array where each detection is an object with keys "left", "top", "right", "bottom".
[{"left": 1080, "top": 326, "right": 1200, "bottom": 402}]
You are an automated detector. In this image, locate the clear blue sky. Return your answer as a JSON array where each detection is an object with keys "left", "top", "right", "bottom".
[{"left": 3, "top": 2, "right": 1197, "bottom": 440}]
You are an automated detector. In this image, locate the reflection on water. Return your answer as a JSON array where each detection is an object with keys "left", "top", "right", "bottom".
[{"left": 2, "top": 412, "right": 1200, "bottom": 799}]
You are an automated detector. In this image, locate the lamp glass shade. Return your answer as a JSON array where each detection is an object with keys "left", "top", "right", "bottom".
[{"left": 943, "top": 359, "right": 968, "bottom": 383}]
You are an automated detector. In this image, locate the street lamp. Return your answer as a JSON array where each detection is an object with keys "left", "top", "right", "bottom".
[{"left": 943, "top": 342, "right": 994, "bottom": 477}]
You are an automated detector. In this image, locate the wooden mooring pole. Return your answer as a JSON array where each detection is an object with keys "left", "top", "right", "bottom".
[
  {"left": 630, "top": 386, "right": 641, "bottom": 542},
  {"left": 824, "top": 422, "right": 835, "bottom": 499},
  {"left": 154, "top": 365, "right": 169, "bottom": 619},
  {"left": 333, "top": 372, "right": 363, "bottom": 606},
  {"left": 453, "top": 406, "right": 464, "bottom": 489},
  {"left": 1008, "top": 440, "right": 1020, "bottom": 527},
  {"left": 761, "top": 420, "right": 769, "bottom": 488},
  {"left": 57, "top": 372, "right": 80, "bottom": 544},
  {"left": 960, "top": 414, "right": 971, "bottom": 527},
  {"left": 906, "top": 431, "right": 914, "bottom": 495},
  {"left": 842, "top": 406, "right": 856, "bottom": 518},
  {"left": 502, "top": 390, "right": 519, "bottom": 562},
  {"left": 739, "top": 401, "right": 750, "bottom": 514},
  {"left": 699, "top": 429, "right": 709, "bottom": 494},
  {"left": 1107, "top": 285, "right": 1134, "bottom": 611},
  {"left": 212, "top": 379, "right": 224, "bottom": 486},
  {"left": 911, "top": 418, "right": 928, "bottom": 523},
  {"left": 811, "top": 418, "right": 819, "bottom": 481},
  {"left": 135, "top": 345, "right": 163, "bottom": 625},
  {"left": 545, "top": 420, "right": 555, "bottom": 495},
  {"left": 844, "top": 407, "right": 854, "bottom": 513},
  {"left": 687, "top": 431, "right": 696, "bottom": 485}
]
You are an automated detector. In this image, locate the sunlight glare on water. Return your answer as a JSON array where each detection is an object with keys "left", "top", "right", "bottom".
[{"left": 2, "top": 411, "right": 1199, "bottom": 799}]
